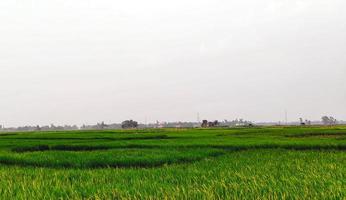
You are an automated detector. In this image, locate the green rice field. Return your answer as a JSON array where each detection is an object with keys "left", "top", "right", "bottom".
[{"left": 0, "top": 126, "right": 345, "bottom": 199}]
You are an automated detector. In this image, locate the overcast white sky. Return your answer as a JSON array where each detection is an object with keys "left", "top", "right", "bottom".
[{"left": 0, "top": 0, "right": 345, "bottom": 126}]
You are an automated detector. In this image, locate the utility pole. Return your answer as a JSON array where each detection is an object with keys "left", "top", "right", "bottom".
[{"left": 285, "top": 110, "right": 288, "bottom": 125}]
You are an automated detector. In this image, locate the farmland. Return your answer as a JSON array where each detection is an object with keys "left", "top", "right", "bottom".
[{"left": 0, "top": 126, "right": 345, "bottom": 199}]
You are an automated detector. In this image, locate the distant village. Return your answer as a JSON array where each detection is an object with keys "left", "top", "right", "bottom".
[{"left": 0, "top": 116, "right": 343, "bottom": 132}]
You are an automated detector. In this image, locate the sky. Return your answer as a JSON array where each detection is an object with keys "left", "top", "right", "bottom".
[{"left": 0, "top": 0, "right": 345, "bottom": 126}]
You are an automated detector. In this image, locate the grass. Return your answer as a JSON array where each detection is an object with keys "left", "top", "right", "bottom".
[
  {"left": 0, "top": 126, "right": 345, "bottom": 199},
  {"left": 0, "top": 148, "right": 224, "bottom": 169}
]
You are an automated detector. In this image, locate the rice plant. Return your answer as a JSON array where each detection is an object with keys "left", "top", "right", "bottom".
[{"left": 0, "top": 126, "right": 344, "bottom": 199}]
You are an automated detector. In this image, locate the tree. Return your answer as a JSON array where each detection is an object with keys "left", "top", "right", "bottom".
[
  {"left": 299, "top": 118, "right": 305, "bottom": 125},
  {"left": 96, "top": 121, "right": 107, "bottom": 129},
  {"left": 214, "top": 120, "right": 219, "bottom": 126},
  {"left": 321, "top": 116, "right": 337, "bottom": 125},
  {"left": 201, "top": 120, "right": 208, "bottom": 128},
  {"left": 202, "top": 120, "right": 219, "bottom": 127},
  {"left": 121, "top": 120, "right": 138, "bottom": 129}
]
